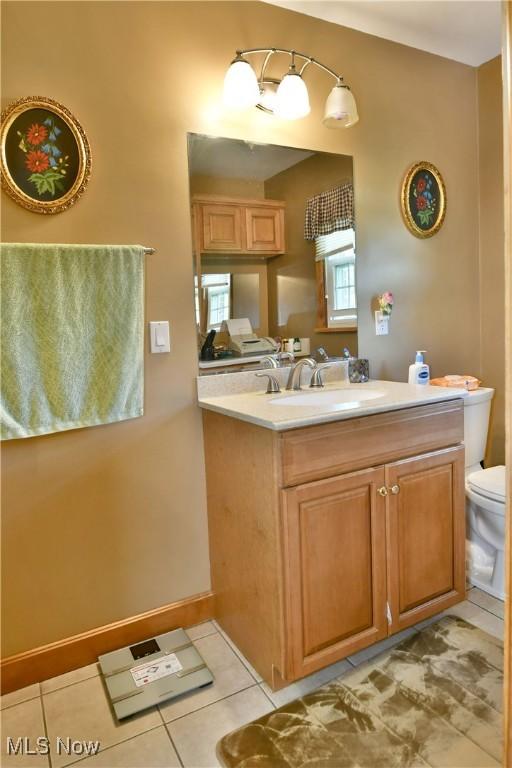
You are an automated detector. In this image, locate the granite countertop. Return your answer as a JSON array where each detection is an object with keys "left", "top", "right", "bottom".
[{"left": 197, "top": 378, "right": 468, "bottom": 431}]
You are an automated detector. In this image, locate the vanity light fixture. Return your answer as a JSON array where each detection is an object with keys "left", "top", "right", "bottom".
[{"left": 223, "top": 48, "right": 359, "bottom": 128}]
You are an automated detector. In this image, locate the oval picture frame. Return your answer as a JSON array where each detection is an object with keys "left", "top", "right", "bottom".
[
  {"left": 401, "top": 161, "right": 446, "bottom": 238},
  {"left": 0, "top": 96, "right": 91, "bottom": 214}
]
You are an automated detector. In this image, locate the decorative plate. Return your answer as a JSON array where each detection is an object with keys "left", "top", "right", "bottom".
[
  {"left": 401, "top": 161, "right": 446, "bottom": 238},
  {"left": 0, "top": 96, "right": 91, "bottom": 214}
]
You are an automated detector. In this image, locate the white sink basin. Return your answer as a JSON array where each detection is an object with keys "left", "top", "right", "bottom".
[{"left": 270, "top": 388, "right": 386, "bottom": 409}]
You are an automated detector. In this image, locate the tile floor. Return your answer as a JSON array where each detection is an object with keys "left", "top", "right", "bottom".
[{"left": 1, "top": 588, "right": 504, "bottom": 768}]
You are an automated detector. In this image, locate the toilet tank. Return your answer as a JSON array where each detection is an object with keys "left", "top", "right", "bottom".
[{"left": 463, "top": 387, "right": 494, "bottom": 470}]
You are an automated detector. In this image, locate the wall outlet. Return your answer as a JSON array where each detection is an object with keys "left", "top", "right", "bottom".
[{"left": 375, "top": 311, "right": 389, "bottom": 336}]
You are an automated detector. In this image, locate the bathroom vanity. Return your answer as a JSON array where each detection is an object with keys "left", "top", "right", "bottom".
[{"left": 199, "top": 377, "right": 466, "bottom": 689}]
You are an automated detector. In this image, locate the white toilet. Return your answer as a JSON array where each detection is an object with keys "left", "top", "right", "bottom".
[{"left": 464, "top": 387, "right": 506, "bottom": 599}]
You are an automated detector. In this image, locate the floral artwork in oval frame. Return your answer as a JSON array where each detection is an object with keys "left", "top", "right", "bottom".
[
  {"left": 401, "top": 161, "right": 446, "bottom": 238},
  {"left": 0, "top": 96, "right": 91, "bottom": 214}
]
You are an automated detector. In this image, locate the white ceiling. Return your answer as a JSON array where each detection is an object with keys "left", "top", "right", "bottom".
[
  {"left": 263, "top": 1, "right": 502, "bottom": 67},
  {"left": 188, "top": 134, "right": 315, "bottom": 180}
]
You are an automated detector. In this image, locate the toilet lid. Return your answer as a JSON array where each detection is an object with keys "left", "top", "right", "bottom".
[{"left": 467, "top": 465, "right": 506, "bottom": 504}]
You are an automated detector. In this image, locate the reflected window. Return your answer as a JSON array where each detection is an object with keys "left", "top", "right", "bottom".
[
  {"left": 316, "top": 229, "right": 357, "bottom": 328},
  {"left": 195, "top": 274, "right": 231, "bottom": 330}
]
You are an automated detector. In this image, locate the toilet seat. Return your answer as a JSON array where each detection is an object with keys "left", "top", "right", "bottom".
[{"left": 466, "top": 465, "right": 506, "bottom": 506}]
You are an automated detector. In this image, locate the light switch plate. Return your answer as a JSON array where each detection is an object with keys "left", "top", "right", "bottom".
[
  {"left": 149, "top": 321, "right": 170, "bottom": 353},
  {"left": 375, "top": 311, "right": 389, "bottom": 336}
]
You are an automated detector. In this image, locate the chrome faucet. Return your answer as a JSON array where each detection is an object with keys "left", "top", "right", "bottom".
[
  {"left": 261, "top": 355, "right": 279, "bottom": 369},
  {"left": 277, "top": 350, "right": 294, "bottom": 366},
  {"left": 286, "top": 358, "right": 316, "bottom": 391}
]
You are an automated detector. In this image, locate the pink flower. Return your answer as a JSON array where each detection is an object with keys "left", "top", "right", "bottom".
[{"left": 382, "top": 291, "right": 394, "bottom": 305}]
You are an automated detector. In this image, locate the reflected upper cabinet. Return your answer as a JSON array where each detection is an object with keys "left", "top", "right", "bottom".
[
  {"left": 201, "top": 203, "right": 243, "bottom": 251},
  {"left": 193, "top": 195, "right": 286, "bottom": 256}
]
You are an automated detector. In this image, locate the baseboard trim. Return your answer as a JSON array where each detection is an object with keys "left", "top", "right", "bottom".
[{"left": 1, "top": 590, "right": 214, "bottom": 695}]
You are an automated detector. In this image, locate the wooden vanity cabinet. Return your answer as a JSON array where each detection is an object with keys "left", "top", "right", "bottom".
[
  {"left": 281, "top": 467, "right": 388, "bottom": 680},
  {"left": 385, "top": 446, "right": 465, "bottom": 634},
  {"left": 203, "top": 398, "right": 466, "bottom": 690}
]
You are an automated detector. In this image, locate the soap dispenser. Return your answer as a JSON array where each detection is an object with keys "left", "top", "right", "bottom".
[{"left": 408, "top": 350, "right": 430, "bottom": 385}]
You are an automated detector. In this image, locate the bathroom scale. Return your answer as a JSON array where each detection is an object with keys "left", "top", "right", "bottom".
[{"left": 98, "top": 627, "right": 214, "bottom": 719}]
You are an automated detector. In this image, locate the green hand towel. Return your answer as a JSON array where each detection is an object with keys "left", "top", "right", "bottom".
[{"left": 1, "top": 243, "right": 145, "bottom": 440}]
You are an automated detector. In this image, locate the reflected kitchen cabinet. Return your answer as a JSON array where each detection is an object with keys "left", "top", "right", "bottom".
[
  {"left": 192, "top": 195, "right": 286, "bottom": 256},
  {"left": 201, "top": 203, "right": 243, "bottom": 251},
  {"left": 245, "top": 206, "right": 285, "bottom": 253}
]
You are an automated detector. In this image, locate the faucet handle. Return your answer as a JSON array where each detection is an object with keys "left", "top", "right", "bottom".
[
  {"left": 255, "top": 372, "right": 281, "bottom": 394},
  {"left": 309, "top": 363, "right": 332, "bottom": 388},
  {"left": 315, "top": 346, "right": 329, "bottom": 362}
]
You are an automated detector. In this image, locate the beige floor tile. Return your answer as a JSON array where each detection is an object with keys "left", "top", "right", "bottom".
[
  {"left": 167, "top": 686, "right": 272, "bottom": 768},
  {"left": 66, "top": 727, "right": 180, "bottom": 768},
  {"left": 347, "top": 627, "right": 418, "bottom": 666},
  {"left": 212, "top": 620, "right": 263, "bottom": 683},
  {"left": 260, "top": 657, "right": 351, "bottom": 708},
  {"left": 413, "top": 599, "right": 505, "bottom": 640},
  {"left": 185, "top": 621, "right": 218, "bottom": 641},
  {"left": 1, "top": 697, "right": 49, "bottom": 767},
  {"left": 467, "top": 586, "right": 505, "bottom": 619},
  {"left": 42, "top": 675, "right": 161, "bottom": 768},
  {"left": 443, "top": 600, "right": 504, "bottom": 639},
  {"left": 159, "top": 633, "right": 255, "bottom": 723},
  {"left": 1, "top": 684, "right": 40, "bottom": 711},
  {"left": 41, "top": 664, "right": 100, "bottom": 694}
]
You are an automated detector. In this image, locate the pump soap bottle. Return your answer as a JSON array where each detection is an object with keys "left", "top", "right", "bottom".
[{"left": 408, "top": 350, "right": 430, "bottom": 385}]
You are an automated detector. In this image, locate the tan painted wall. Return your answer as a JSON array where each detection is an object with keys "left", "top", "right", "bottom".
[
  {"left": 477, "top": 56, "right": 505, "bottom": 466},
  {"left": 189, "top": 174, "right": 265, "bottom": 198},
  {"left": 1, "top": 0, "right": 482, "bottom": 655},
  {"left": 265, "top": 153, "right": 355, "bottom": 357}
]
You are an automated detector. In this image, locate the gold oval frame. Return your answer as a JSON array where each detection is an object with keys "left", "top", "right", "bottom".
[
  {"left": 0, "top": 96, "right": 91, "bottom": 214},
  {"left": 401, "top": 161, "right": 446, "bottom": 238}
]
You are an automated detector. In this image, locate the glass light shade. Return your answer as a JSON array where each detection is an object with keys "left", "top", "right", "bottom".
[
  {"left": 275, "top": 71, "right": 310, "bottom": 120},
  {"left": 323, "top": 85, "right": 359, "bottom": 128},
  {"left": 223, "top": 59, "right": 260, "bottom": 110}
]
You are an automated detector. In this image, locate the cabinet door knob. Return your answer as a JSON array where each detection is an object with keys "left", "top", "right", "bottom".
[
  {"left": 377, "top": 486, "right": 388, "bottom": 497},
  {"left": 389, "top": 484, "right": 400, "bottom": 495}
]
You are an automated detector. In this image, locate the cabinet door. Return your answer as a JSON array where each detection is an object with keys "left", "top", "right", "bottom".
[
  {"left": 245, "top": 207, "right": 285, "bottom": 252},
  {"left": 201, "top": 204, "right": 242, "bottom": 251},
  {"left": 281, "top": 467, "right": 388, "bottom": 680},
  {"left": 386, "top": 445, "right": 465, "bottom": 634}
]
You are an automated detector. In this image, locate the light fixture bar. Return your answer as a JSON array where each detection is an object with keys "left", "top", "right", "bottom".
[
  {"left": 259, "top": 49, "right": 275, "bottom": 81},
  {"left": 236, "top": 48, "right": 343, "bottom": 83}
]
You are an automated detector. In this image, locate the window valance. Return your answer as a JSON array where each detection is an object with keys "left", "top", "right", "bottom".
[{"left": 304, "top": 183, "right": 354, "bottom": 240}]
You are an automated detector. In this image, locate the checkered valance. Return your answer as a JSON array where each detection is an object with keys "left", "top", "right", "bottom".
[{"left": 304, "top": 183, "right": 354, "bottom": 240}]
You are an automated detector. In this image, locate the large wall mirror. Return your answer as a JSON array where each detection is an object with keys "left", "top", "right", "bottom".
[{"left": 188, "top": 134, "right": 358, "bottom": 372}]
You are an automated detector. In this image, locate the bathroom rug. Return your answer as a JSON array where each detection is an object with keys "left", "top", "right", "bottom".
[{"left": 218, "top": 615, "right": 502, "bottom": 767}]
